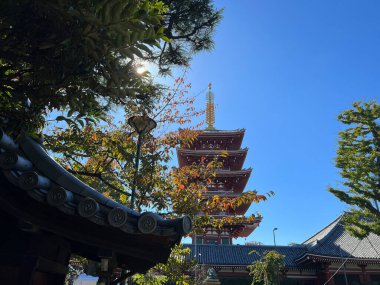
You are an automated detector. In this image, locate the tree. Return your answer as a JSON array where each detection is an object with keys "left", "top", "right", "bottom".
[
  {"left": 65, "top": 257, "right": 85, "bottom": 285},
  {"left": 44, "top": 73, "right": 268, "bottom": 231},
  {"left": 0, "top": 0, "right": 260, "bottom": 282},
  {"left": 0, "top": 0, "right": 262, "bottom": 231},
  {"left": 329, "top": 101, "right": 380, "bottom": 238},
  {"left": 132, "top": 244, "right": 196, "bottom": 285},
  {"left": 151, "top": 0, "right": 223, "bottom": 74},
  {"left": 44, "top": 73, "right": 204, "bottom": 212},
  {"left": 0, "top": 0, "right": 166, "bottom": 133},
  {"left": 248, "top": 250, "right": 285, "bottom": 285},
  {"left": 0, "top": 0, "right": 222, "bottom": 134}
]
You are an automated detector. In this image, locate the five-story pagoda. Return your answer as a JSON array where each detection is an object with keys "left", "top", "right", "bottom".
[{"left": 177, "top": 84, "right": 261, "bottom": 245}]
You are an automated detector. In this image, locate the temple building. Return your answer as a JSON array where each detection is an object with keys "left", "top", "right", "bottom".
[
  {"left": 180, "top": 85, "right": 380, "bottom": 285},
  {"left": 177, "top": 84, "right": 260, "bottom": 245},
  {"left": 0, "top": 129, "right": 191, "bottom": 285},
  {"left": 186, "top": 214, "right": 380, "bottom": 285}
]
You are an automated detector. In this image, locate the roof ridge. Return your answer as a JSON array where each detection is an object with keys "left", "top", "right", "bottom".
[
  {"left": 202, "top": 128, "right": 245, "bottom": 132},
  {"left": 302, "top": 215, "right": 343, "bottom": 246},
  {"left": 185, "top": 244, "right": 307, "bottom": 249}
]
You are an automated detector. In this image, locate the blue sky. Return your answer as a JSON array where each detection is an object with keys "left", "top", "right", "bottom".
[{"left": 174, "top": 0, "right": 380, "bottom": 245}]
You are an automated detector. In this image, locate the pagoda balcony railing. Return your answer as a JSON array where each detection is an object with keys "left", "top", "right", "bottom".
[
  {"left": 196, "top": 213, "right": 244, "bottom": 218},
  {"left": 178, "top": 147, "right": 248, "bottom": 153},
  {"left": 203, "top": 191, "right": 239, "bottom": 197}
]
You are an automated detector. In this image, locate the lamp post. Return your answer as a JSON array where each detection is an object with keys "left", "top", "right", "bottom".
[
  {"left": 127, "top": 115, "right": 157, "bottom": 209},
  {"left": 273, "top": 227, "right": 278, "bottom": 246}
]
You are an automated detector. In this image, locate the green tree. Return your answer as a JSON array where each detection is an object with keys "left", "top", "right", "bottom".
[
  {"left": 0, "top": 0, "right": 222, "bottom": 134},
  {"left": 329, "top": 101, "right": 380, "bottom": 238},
  {"left": 0, "top": 0, "right": 167, "bottom": 133},
  {"left": 248, "top": 250, "right": 285, "bottom": 285},
  {"left": 133, "top": 244, "right": 196, "bottom": 285},
  {"left": 152, "top": 0, "right": 223, "bottom": 74}
]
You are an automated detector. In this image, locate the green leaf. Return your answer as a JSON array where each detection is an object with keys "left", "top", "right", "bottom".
[
  {"left": 161, "top": 36, "right": 170, "bottom": 43},
  {"left": 68, "top": 109, "right": 75, "bottom": 117}
]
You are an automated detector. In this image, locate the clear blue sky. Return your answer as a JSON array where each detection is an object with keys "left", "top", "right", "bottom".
[{"left": 175, "top": 0, "right": 380, "bottom": 245}]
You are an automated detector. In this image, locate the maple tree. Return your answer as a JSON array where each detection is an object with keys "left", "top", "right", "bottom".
[
  {"left": 0, "top": 0, "right": 266, "bottom": 230},
  {"left": 44, "top": 73, "right": 204, "bottom": 213},
  {"left": 43, "top": 71, "right": 269, "bottom": 234},
  {"left": 0, "top": 1, "right": 272, "bottom": 283}
]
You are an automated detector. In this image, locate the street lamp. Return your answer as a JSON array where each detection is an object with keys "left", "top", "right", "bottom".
[
  {"left": 127, "top": 115, "right": 157, "bottom": 209},
  {"left": 273, "top": 228, "right": 278, "bottom": 246}
]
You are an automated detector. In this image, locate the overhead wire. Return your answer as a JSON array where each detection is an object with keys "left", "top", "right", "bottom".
[{"left": 322, "top": 225, "right": 363, "bottom": 285}]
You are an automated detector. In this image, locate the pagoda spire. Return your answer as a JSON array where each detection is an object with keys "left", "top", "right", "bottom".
[{"left": 206, "top": 83, "right": 216, "bottom": 130}]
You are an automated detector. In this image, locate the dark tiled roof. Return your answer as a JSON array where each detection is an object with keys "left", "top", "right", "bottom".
[
  {"left": 185, "top": 215, "right": 380, "bottom": 269},
  {"left": 301, "top": 215, "right": 380, "bottom": 259},
  {"left": 200, "top": 129, "right": 245, "bottom": 135},
  {"left": 184, "top": 244, "right": 308, "bottom": 268},
  {"left": 0, "top": 129, "right": 192, "bottom": 272},
  {"left": 303, "top": 216, "right": 341, "bottom": 246},
  {"left": 178, "top": 148, "right": 248, "bottom": 155}
]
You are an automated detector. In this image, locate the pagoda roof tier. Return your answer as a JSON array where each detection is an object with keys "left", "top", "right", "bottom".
[
  {"left": 237, "top": 223, "right": 260, "bottom": 237},
  {"left": 202, "top": 192, "right": 252, "bottom": 215},
  {"left": 203, "top": 191, "right": 240, "bottom": 197},
  {"left": 230, "top": 203, "right": 251, "bottom": 215},
  {"left": 209, "top": 169, "right": 252, "bottom": 193},
  {"left": 222, "top": 218, "right": 261, "bottom": 238},
  {"left": 177, "top": 148, "right": 248, "bottom": 171},
  {"left": 197, "top": 215, "right": 261, "bottom": 238},
  {"left": 185, "top": 129, "right": 246, "bottom": 151},
  {"left": 0, "top": 129, "right": 192, "bottom": 274}
]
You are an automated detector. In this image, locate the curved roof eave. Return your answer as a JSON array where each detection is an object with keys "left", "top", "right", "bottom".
[{"left": 0, "top": 129, "right": 192, "bottom": 272}]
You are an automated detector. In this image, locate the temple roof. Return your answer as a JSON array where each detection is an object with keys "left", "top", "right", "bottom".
[
  {"left": 233, "top": 202, "right": 251, "bottom": 215},
  {"left": 197, "top": 215, "right": 261, "bottom": 238},
  {"left": 185, "top": 214, "right": 380, "bottom": 268},
  {"left": 183, "top": 129, "right": 246, "bottom": 151},
  {"left": 185, "top": 244, "right": 308, "bottom": 269},
  {"left": 177, "top": 148, "right": 247, "bottom": 156},
  {"left": 200, "top": 129, "right": 246, "bottom": 136},
  {"left": 177, "top": 148, "right": 248, "bottom": 170},
  {"left": 302, "top": 215, "right": 342, "bottom": 246},
  {"left": 213, "top": 169, "right": 252, "bottom": 194},
  {"left": 237, "top": 222, "right": 261, "bottom": 237},
  {"left": 215, "top": 169, "right": 252, "bottom": 177},
  {"left": 0, "top": 129, "right": 191, "bottom": 273},
  {"left": 296, "top": 215, "right": 380, "bottom": 264}
]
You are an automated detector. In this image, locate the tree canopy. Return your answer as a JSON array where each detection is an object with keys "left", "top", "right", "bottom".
[
  {"left": 133, "top": 244, "right": 196, "bottom": 285},
  {"left": 0, "top": 0, "right": 222, "bottom": 134},
  {"left": 0, "top": 1, "right": 273, "bottom": 283},
  {"left": 329, "top": 101, "right": 380, "bottom": 238},
  {"left": 0, "top": 0, "right": 267, "bottom": 241},
  {"left": 152, "top": 0, "right": 222, "bottom": 74},
  {"left": 248, "top": 250, "right": 285, "bottom": 285}
]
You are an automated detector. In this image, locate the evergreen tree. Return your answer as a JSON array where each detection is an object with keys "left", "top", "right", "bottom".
[
  {"left": 329, "top": 101, "right": 380, "bottom": 238},
  {"left": 153, "top": 0, "right": 222, "bottom": 74}
]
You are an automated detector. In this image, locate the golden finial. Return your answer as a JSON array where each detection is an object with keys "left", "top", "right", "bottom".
[{"left": 206, "top": 83, "right": 215, "bottom": 130}]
